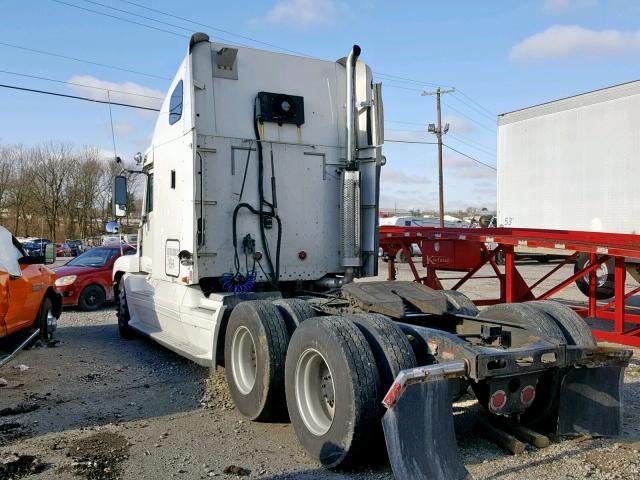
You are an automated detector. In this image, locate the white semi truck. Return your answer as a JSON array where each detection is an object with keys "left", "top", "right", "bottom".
[
  {"left": 111, "top": 33, "right": 630, "bottom": 479},
  {"left": 498, "top": 80, "right": 640, "bottom": 297}
]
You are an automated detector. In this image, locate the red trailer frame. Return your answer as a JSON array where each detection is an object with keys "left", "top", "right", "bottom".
[{"left": 379, "top": 226, "right": 640, "bottom": 347}]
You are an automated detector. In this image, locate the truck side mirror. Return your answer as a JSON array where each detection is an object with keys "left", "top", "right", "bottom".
[
  {"left": 113, "top": 175, "right": 128, "bottom": 218},
  {"left": 44, "top": 243, "right": 56, "bottom": 265}
]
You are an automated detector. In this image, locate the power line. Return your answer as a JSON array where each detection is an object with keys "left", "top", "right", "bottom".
[
  {"left": 385, "top": 138, "right": 496, "bottom": 171},
  {"left": 0, "top": 41, "right": 172, "bottom": 81},
  {"left": 0, "top": 69, "right": 164, "bottom": 100},
  {"left": 0, "top": 83, "right": 161, "bottom": 111},
  {"left": 385, "top": 139, "right": 438, "bottom": 145},
  {"left": 447, "top": 133, "right": 496, "bottom": 156},
  {"left": 117, "top": 0, "right": 309, "bottom": 56},
  {"left": 455, "top": 89, "right": 496, "bottom": 117},
  {"left": 50, "top": 0, "right": 188, "bottom": 38},
  {"left": 449, "top": 92, "right": 496, "bottom": 122},
  {"left": 443, "top": 144, "right": 497, "bottom": 171},
  {"left": 444, "top": 101, "right": 496, "bottom": 133},
  {"left": 80, "top": 0, "right": 246, "bottom": 46}
]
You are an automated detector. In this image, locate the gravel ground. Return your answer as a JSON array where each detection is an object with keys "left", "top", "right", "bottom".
[{"left": 0, "top": 261, "right": 639, "bottom": 479}]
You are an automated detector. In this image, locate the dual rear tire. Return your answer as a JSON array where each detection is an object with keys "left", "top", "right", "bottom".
[{"left": 224, "top": 302, "right": 416, "bottom": 468}]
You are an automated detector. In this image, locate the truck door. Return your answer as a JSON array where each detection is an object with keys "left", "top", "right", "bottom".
[{"left": 5, "top": 243, "right": 44, "bottom": 335}]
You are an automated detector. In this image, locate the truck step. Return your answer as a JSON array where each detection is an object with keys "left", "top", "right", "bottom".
[{"left": 129, "top": 320, "right": 213, "bottom": 367}]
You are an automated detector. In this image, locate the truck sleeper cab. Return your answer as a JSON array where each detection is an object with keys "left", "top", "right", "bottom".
[{"left": 113, "top": 34, "right": 630, "bottom": 477}]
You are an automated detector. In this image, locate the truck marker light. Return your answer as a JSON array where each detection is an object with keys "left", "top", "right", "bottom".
[
  {"left": 254, "top": 251, "right": 263, "bottom": 261},
  {"left": 298, "top": 251, "right": 307, "bottom": 260},
  {"left": 382, "top": 382, "right": 403, "bottom": 409},
  {"left": 490, "top": 390, "right": 507, "bottom": 410},
  {"left": 520, "top": 385, "right": 536, "bottom": 406}
]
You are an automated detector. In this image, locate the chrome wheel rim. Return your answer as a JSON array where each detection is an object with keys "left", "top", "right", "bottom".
[
  {"left": 230, "top": 326, "right": 257, "bottom": 395},
  {"left": 295, "top": 348, "right": 335, "bottom": 436}
]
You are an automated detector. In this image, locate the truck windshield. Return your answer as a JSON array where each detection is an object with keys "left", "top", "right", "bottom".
[{"left": 66, "top": 248, "right": 118, "bottom": 268}]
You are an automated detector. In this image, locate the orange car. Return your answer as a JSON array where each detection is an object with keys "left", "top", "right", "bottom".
[{"left": 0, "top": 226, "right": 62, "bottom": 340}]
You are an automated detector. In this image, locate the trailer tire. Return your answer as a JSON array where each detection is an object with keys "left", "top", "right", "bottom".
[
  {"left": 396, "top": 250, "right": 409, "bottom": 263},
  {"left": 273, "top": 298, "right": 316, "bottom": 334},
  {"left": 525, "top": 300, "right": 596, "bottom": 347},
  {"left": 481, "top": 303, "right": 565, "bottom": 343},
  {"left": 285, "top": 316, "right": 381, "bottom": 468},
  {"left": 225, "top": 300, "right": 289, "bottom": 422},
  {"left": 116, "top": 278, "right": 135, "bottom": 340},
  {"left": 443, "top": 290, "right": 479, "bottom": 316},
  {"left": 574, "top": 253, "right": 615, "bottom": 300}
]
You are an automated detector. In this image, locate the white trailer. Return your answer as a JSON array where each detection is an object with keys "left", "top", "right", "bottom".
[
  {"left": 498, "top": 80, "right": 640, "bottom": 294},
  {"left": 498, "top": 80, "right": 640, "bottom": 233},
  {"left": 109, "top": 33, "right": 628, "bottom": 477}
]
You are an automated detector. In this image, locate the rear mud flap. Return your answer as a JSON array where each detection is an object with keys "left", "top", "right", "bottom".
[
  {"left": 382, "top": 380, "right": 469, "bottom": 480},
  {"left": 557, "top": 366, "right": 624, "bottom": 437}
]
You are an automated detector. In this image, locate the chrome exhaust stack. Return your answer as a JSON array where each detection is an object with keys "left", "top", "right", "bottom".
[{"left": 340, "top": 45, "right": 362, "bottom": 278}]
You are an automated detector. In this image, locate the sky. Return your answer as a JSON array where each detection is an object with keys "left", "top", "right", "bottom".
[{"left": 2, "top": 0, "right": 640, "bottom": 212}]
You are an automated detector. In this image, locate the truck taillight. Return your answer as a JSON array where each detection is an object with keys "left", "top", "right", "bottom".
[
  {"left": 520, "top": 385, "right": 536, "bottom": 406},
  {"left": 490, "top": 390, "right": 507, "bottom": 411}
]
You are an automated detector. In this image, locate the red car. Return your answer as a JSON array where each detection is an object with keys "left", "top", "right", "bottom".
[{"left": 53, "top": 245, "right": 135, "bottom": 311}]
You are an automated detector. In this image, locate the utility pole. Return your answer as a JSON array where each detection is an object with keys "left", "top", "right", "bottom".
[{"left": 422, "top": 87, "right": 455, "bottom": 227}]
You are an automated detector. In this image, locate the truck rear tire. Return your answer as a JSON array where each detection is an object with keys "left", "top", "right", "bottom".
[
  {"left": 273, "top": 298, "right": 316, "bottom": 334},
  {"left": 525, "top": 300, "right": 596, "bottom": 347},
  {"left": 285, "top": 316, "right": 381, "bottom": 468},
  {"left": 347, "top": 313, "right": 417, "bottom": 391},
  {"left": 574, "top": 253, "right": 615, "bottom": 300},
  {"left": 481, "top": 302, "right": 565, "bottom": 343},
  {"left": 224, "top": 300, "right": 289, "bottom": 421}
]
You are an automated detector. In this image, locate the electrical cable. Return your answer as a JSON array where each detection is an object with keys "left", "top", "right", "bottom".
[
  {"left": 50, "top": 0, "right": 188, "bottom": 38},
  {"left": 0, "top": 42, "right": 171, "bottom": 81},
  {"left": 0, "top": 69, "right": 164, "bottom": 100},
  {"left": 0, "top": 83, "right": 160, "bottom": 111},
  {"left": 442, "top": 144, "right": 497, "bottom": 171}
]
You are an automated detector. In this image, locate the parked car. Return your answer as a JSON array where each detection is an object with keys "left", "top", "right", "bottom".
[
  {"left": 65, "top": 239, "right": 85, "bottom": 256},
  {"left": 53, "top": 245, "right": 136, "bottom": 311},
  {"left": 21, "top": 241, "right": 42, "bottom": 256},
  {"left": 55, "top": 243, "right": 72, "bottom": 257},
  {"left": 0, "top": 226, "right": 61, "bottom": 340}
]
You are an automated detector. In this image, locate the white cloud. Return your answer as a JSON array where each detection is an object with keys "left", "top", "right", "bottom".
[
  {"left": 542, "top": 0, "right": 597, "bottom": 14},
  {"left": 510, "top": 25, "right": 640, "bottom": 61},
  {"left": 259, "top": 0, "right": 340, "bottom": 27},
  {"left": 67, "top": 75, "right": 164, "bottom": 112},
  {"left": 382, "top": 168, "right": 431, "bottom": 185}
]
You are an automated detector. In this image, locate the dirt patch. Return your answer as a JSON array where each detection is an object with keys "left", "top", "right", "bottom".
[
  {"left": 200, "top": 367, "right": 236, "bottom": 411},
  {"left": 68, "top": 432, "right": 129, "bottom": 480}
]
